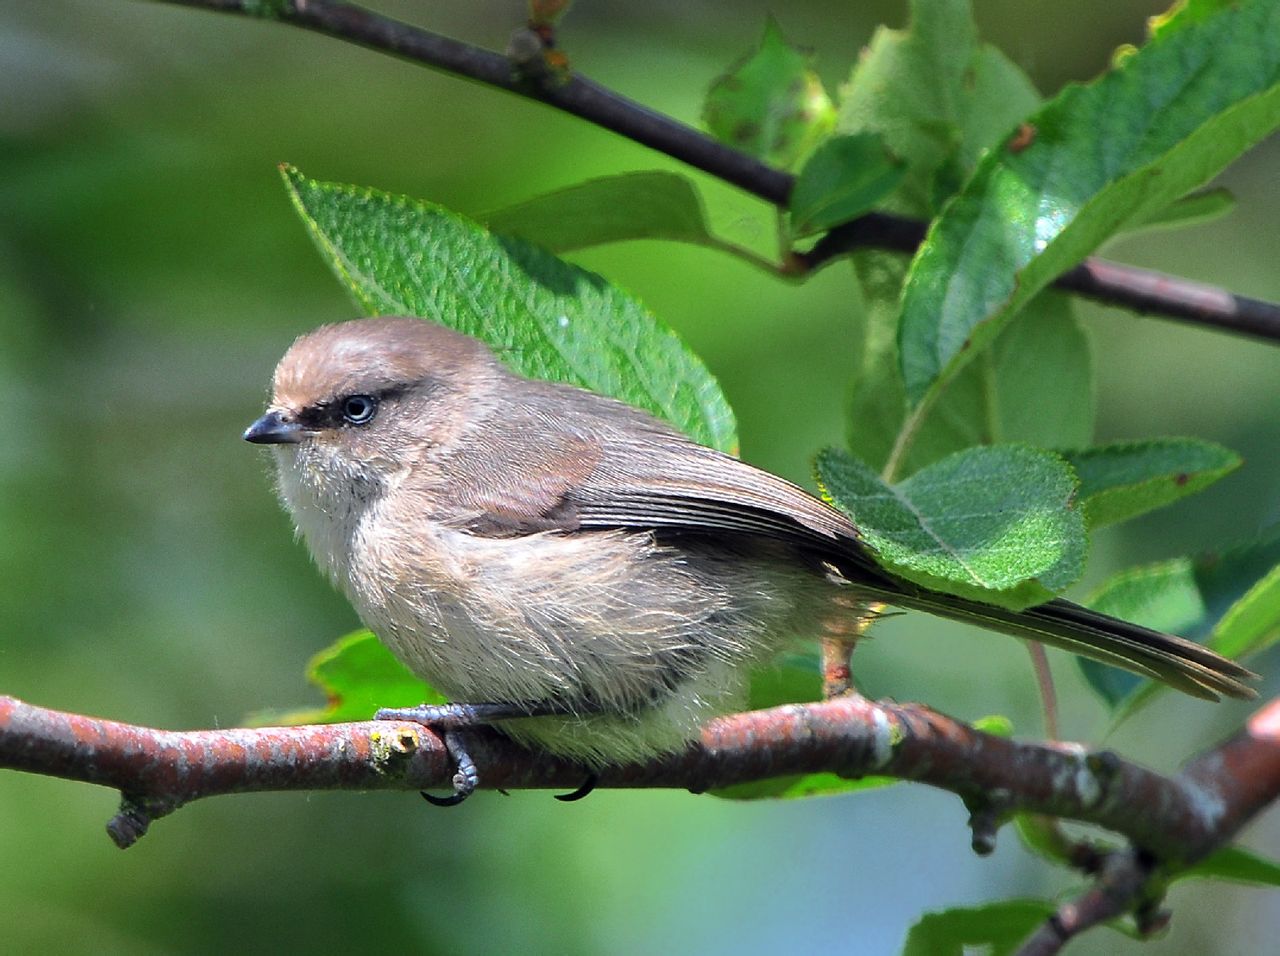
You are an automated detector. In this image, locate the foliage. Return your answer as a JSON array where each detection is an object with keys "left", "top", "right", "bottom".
[{"left": 261, "top": 3, "right": 1280, "bottom": 946}]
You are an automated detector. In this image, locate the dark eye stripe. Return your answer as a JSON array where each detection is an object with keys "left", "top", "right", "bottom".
[{"left": 298, "top": 384, "right": 410, "bottom": 429}]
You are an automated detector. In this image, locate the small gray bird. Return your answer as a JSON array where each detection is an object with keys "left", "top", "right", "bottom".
[{"left": 245, "top": 316, "right": 1255, "bottom": 803}]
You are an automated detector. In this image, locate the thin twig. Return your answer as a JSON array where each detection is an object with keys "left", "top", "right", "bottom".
[
  {"left": 1016, "top": 850, "right": 1157, "bottom": 956},
  {"left": 146, "top": 0, "right": 1280, "bottom": 342}
]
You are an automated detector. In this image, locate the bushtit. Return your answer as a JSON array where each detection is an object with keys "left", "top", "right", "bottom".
[{"left": 245, "top": 316, "right": 1254, "bottom": 802}]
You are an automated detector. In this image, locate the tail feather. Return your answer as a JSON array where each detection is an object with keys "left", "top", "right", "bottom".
[{"left": 873, "top": 588, "right": 1258, "bottom": 701}]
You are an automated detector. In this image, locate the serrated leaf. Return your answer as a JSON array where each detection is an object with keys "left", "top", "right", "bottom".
[
  {"left": 838, "top": 3, "right": 1083, "bottom": 480},
  {"left": 248, "top": 631, "right": 440, "bottom": 726},
  {"left": 901, "top": 900, "right": 1059, "bottom": 956},
  {"left": 703, "top": 19, "right": 836, "bottom": 169},
  {"left": 1062, "top": 439, "right": 1241, "bottom": 530},
  {"left": 1148, "top": 0, "right": 1234, "bottom": 41},
  {"left": 281, "top": 165, "right": 737, "bottom": 453},
  {"left": 789, "top": 134, "right": 905, "bottom": 236},
  {"left": 898, "top": 0, "right": 1280, "bottom": 405},
  {"left": 1176, "top": 846, "right": 1280, "bottom": 886},
  {"left": 816, "top": 445, "right": 1085, "bottom": 609},
  {"left": 838, "top": 0, "right": 1040, "bottom": 217}
]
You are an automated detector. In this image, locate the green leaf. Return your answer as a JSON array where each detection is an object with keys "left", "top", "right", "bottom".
[
  {"left": 1197, "top": 526, "right": 1280, "bottom": 634},
  {"left": 1176, "top": 846, "right": 1280, "bottom": 887},
  {"left": 838, "top": 0, "right": 1040, "bottom": 217},
  {"left": 479, "top": 172, "right": 715, "bottom": 252},
  {"left": 849, "top": 290, "right": 1093, "bottom": 480},
  {"left": 248, "top": 631, "right": 441, "bottom": 726},
  {"left": 1079, "top": 527, "right": 1280, "bottom": 713},
  {"left": 901, "top": 900, "right": 1058, "bottom": 956},
  {"left": 1148, "top": 0, "right": 1236, "bottom": 41},
  {"left": 816, "top": 445, "right": 1085, "bottom": 609},
  {"left": 788, "top": 134, "right": 905, "bottom": 236},
  {"left": 281, "top": 165, "right": 737, "bottom": 453},
  {"left": 703, "top": 18, "right": 836, "bottom": 169},
  {"left": 1062, "top": 439, "right": 1241, "bottom": 530},
  {"left": 908, "top": 294, "right": 1093, "bottom": 476},
  {"left": 1078, "top": 559, "right": 1203, "bottom": 708},
  {"left": 1013, "top": 813, "right": 1090, "bottom": 866},
  {"left": 1210, "top": 563, "right": 1280, "bottom": 659},
  {"left": 847, "top": 252, "right": 913, "bottom": 471},
  {"left": 745, "top": 655, "right": 822, "bottom": 710},
  {"left": 898, "top": 0, "right": 1280, "bottom": 405},
  {"left": 1123, "top": 187, "right": 1236, "bottom": 234},
  {"left": 837, "top": 3, "right": 1079, "bottom": 479},
  {"left": 713, "top": 771, "right": 899, "bottom": 801},
  {"left": 479, "top": 171, "right": 773, "bottom": 272}
]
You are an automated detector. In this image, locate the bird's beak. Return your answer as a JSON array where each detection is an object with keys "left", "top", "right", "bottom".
[{"left": 243, "top": 409, "right": 305, "bottom": 445}]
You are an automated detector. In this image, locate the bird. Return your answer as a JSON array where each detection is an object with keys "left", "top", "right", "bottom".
[{"left": 244, "top": 316, "right": 1256, "bottom": 803}]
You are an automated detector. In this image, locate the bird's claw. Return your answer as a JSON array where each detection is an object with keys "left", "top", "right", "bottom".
[
  {"left": 420, "top": 729, "right": 480, "bottom": 806},
  {"left": 553, "top": 772, "right": 598, "bottom": 802},
  {"left": 376, "top": 704, "right": 482, "bottom": 807}
]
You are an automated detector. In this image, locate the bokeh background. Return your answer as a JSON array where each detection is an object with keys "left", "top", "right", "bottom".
[{"left": 2, "top": 1, "right": 1277, "bottom": 953}]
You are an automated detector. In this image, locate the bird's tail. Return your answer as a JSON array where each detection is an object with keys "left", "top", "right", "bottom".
[{"left": 873, "top": 588, "right": 1258, "bottom": 701}]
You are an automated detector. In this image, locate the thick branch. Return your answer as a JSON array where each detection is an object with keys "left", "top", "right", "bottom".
[
  {"left": 4, "top": 693, "right": 1277, "bottom": 857},
  {"left": 148, "top": 0, "right": 1280, "bottom": 343}
]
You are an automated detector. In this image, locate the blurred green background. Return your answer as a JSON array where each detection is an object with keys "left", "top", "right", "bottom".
[{"left": 2, "top": 2, "right": 1277, "bottom": 953}]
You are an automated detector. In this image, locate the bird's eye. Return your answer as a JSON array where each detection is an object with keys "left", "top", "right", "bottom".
[{"left": 340, "top": 394, "right": 379, "bottom": 425}]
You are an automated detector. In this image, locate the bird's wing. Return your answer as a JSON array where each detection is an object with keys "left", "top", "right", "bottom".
[{"left": 433, "top": 380, "right": 878, "bottom": 569}]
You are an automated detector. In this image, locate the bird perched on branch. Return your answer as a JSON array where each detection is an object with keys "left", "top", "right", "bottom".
[{"left": 245, "top": 316, "right": 1255, "bottom": 803}]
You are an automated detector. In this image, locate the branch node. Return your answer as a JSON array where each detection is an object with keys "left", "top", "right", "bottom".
[
  {"left": 505, "top": 24, "right": 570, "bottom": 89},
  {"left": 107, "top": 793, "right": 183, "bottom": 850},
  {"left": 964, "top": 788, "right": 1012, "bottom": 856},
  {"left": 1085, "top": 748, "right": 1122, "bottom": 781},
  {"left": 1135, "top": 897, "right": 1172, "bottom": 938}
]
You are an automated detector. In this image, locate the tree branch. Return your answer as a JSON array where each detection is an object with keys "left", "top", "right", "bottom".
[
  {"left": 4, "top": 693, "right": 1277, "bottom": 860},
  {"left": 147, "top": 0, "right": 1280, "bottom": 343},
  {"left": 1015, "top": 698, "right": 1280, "bottom": 955}
]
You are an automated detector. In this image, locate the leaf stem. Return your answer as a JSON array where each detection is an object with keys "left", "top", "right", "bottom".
[
  {"left": 881, "top": 384, "right": 942, "bottom": 482},
  {"left": 1026, "top": 643, "right": 1060, "bottom": 740}
]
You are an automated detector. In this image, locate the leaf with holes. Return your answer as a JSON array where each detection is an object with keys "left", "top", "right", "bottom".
[{"left": 703, "top": 18, "right": 836, "bottom": 169}]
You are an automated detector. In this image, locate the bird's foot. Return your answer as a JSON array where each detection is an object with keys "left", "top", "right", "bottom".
[
  {"left": 375, "top": 702, "right": 524, "bottom": 806},
  {"left": 375, "top": 701, "right": 588, "bottom": 806}
]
